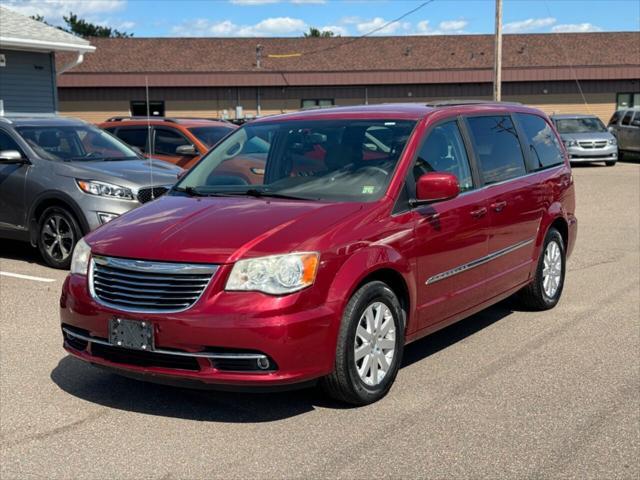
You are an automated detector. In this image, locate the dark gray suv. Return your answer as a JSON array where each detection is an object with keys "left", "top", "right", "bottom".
[{"left": 0, "top": 116, "right": 182, "bottom": 268}]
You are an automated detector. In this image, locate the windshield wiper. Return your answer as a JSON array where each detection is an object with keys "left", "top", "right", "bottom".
[
  {"left": 243, "top": 189, "right": 314, "bottom": 201},
  {"left": 172, "top": 186, "right": 238, "bottom": 197}
]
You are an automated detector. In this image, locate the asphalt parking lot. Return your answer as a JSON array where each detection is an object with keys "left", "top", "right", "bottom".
[{"left": 1, "top": 162, "right": 638, "bottom": 480}]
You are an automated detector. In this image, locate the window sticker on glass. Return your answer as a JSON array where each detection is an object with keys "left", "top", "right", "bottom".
[{"left": 362, "top": 186, "right": 375, "bottom": 194}]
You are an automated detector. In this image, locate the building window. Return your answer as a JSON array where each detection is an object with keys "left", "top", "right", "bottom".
[
  {"left": 130, "top": 100, "right": 165, "bottom": 117},
  {"left": 616, "top": 93, "right": 640, "bottom": 109},
  {"left": 301, "top": 99, "right": 334, "bottom": 108}
]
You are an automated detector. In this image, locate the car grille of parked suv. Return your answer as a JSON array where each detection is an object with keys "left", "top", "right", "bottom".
[
  {"left": 90, "top": 256, "right": 217, "bottom": 312},
  {"left": 137, "top": 186, "right": 170, "bottom": 204},
  {"left": 578, "top": 140, "right": 608, "bottom": 149}
]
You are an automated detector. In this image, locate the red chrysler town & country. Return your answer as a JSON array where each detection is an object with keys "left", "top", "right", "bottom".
[{"left": 61, "top": 102, "right": 577, "bottom": 405}]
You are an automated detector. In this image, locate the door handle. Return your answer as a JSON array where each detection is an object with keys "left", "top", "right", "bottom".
[
  {"left": 491, "top": 201, "right": 507, "bottom": 212},
  {"left": 470, "top": 207, "right": 488, "bottom": 218}
]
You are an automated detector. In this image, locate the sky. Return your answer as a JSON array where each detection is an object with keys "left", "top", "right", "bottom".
[{"left": 2, "top": 0, "right": 639, "bottom": 37}]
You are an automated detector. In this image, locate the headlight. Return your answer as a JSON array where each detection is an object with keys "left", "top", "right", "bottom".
[
  {"left": 608, "top": 138, "right": 617, "bottom": 145},
  {"left": 563, "top": 139, "right": 578, "bottom": 147},
  {"left": 70, "top": 238, "right": 91, "bottom": 275},
  {"left": 76, "top": 180, "right": 134, "bottom": 200},
  {"left": 226, "top": 252, "right": 319, "bottom": 295}
]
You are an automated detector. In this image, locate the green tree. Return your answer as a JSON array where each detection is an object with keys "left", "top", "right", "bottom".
[
  {"left": 30, "top": 12, "right": 133, "bottom": 38},
  {"left": 304, "top": 27, "right": 336, "bottom": 38}
]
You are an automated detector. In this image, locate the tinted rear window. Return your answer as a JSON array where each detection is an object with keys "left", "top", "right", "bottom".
[
  {"left": 115, "top": 127, "right": 148, "bottom": 152},
  {"left": 466, "top": 115, "right": 527, "bottom": 185},
  {"left": 517, "top": 114, "right": 564, "bottom": 171}
]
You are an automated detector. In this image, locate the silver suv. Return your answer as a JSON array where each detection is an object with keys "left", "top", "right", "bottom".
[
  {"left": 551, "top": 114, "right": 618, "bottom": 166},
  {"left": 607, "top": 108, "right": 640, "bottom": 159},
  {"left": 0, "top": 116, "right": 182, "bottom": 268}
]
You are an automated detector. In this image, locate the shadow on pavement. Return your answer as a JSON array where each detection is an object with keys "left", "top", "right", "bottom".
[
  {"left": 51, "top": 299, "right": 516, "bottom": 422},
  {"left": 0, "top": 239, "right": 47, "bottom": 267}
]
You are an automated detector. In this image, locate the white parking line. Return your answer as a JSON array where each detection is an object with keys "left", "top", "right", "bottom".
[{"left": 0, "top": 271, "right": 56, "bottom": 283}]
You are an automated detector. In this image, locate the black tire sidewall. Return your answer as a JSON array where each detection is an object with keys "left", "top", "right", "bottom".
[
  {"left": 538, "top": 229, "right": 566, "bottom": 307},
  {"left": 37, "top": 207, "right": 82, "bottom": 269},
  {"left": 343, "top": 282, "right": 405, "bottom": 402}
]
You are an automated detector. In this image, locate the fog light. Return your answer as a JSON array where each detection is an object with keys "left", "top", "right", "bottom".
[
  {"left": 98, "top": 212, "right": 119, "bottom": 224},
  {"left": 256, "top": 357, "right": 270, "bottom": 370}
]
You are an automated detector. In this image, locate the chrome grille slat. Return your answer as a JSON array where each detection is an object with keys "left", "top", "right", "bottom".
[{"left": 90, "top": 256, "right": 217, "bottom": 313}]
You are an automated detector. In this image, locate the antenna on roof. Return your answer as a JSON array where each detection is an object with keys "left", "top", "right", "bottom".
[{"left": 145, "top": 75, "right": 154, "bottom": 198}]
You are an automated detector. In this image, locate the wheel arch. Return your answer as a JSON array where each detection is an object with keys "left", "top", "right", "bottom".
[{"left": 28, "top": 192, "right": 89, "bottom": 245}]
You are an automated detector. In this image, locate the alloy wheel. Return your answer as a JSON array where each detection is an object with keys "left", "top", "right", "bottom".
[
  {"left": 354, "top": 301, "right": 396, "bottom": 386},
  {"left": 542, "top": 240, "right": 562, "bottom": 298},
  {"left": 41, "top": 214, "right": 75, "bottom": 262}
]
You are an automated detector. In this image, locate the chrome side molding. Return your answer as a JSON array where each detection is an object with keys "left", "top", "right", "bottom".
[{"left": 426, "top": 238, "right": 535, "bottom": 285}]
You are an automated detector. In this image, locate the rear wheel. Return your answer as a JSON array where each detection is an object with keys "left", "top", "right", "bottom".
[
  {"left": 37, "top": 206, "right": 82, "bottom": 269},
  {"left": 320, "top": 281, "right": 405, "bottom": 405},
  {"left": 517, "top": 228, "right": 566, "bottom": 311}
]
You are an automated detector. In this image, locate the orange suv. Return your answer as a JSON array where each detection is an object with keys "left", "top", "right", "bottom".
[{"left": 100, "top": 117, "right": 236, "bottom": 169}]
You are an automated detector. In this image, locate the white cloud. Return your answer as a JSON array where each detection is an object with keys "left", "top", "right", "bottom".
[
  {"left": 355, "top": 17, "right": 410, "bottom": 35},
  {"left": 171, "top": 17, "right": 307, "bottom": 37},
  {"left": 551, "top": 23, "right": 603, "bottom": 33},
  {"left": 503, "top": 17, "right": 556, "bottom": 33},
  {"left": 415, "top": 19, "right": 468, "bottom": 35},
  {"left": 438, "top": 20, "right": 468, "bottom": 31},
  {"left": 320, "top": 25, "right": 349, "bottom": 36},
  {"left": 2, "top": 0, "right": 126, "bottom": 24}
]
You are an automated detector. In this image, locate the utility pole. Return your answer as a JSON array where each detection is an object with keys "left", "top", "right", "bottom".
[{"left": 493, "top": 0, "right": 503, "bottom": 101}]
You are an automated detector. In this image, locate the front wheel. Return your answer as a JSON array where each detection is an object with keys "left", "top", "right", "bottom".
[
  {"left": 37, "top": 206, "right": 82, "bottom": 269},
  {"left": 605, "top": 160, "right": 616, "bottom": 166},
  {"left": 516, "top": 228, "right": 566, "bottom": 310},
  {"left": 320, "top": 281, "right": 405, "bottom": 405}
]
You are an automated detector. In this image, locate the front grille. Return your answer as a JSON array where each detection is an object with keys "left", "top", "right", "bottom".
[
  {"left": 90, "top": 256, "right": 217, "bottom": 312},
  {"left": 91, "top": 343, "right": 200, "bottom": 371},
  {"left": 137, "top": 186, "right": 169, "bottom": 204},
  {"left": 578, "top": 140, "right": 608, "bottom": 149}
]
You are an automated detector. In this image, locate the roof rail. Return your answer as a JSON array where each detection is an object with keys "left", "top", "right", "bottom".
[
  {"left": 425, "top": 100, "right": 522, "bottom": 107},
  {"left": 104, "top": 116, "right": 179, "bottom": 123}
]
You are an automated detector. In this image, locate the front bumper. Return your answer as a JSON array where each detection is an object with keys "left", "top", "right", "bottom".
[
  {"left": 566, "top": 145, "right": 617, "bottom": 162},
  {"left": 60, "top": 272, "right": 339, "bottom": 388}
]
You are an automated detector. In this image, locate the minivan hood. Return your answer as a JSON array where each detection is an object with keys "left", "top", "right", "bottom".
[
  {"left": 86, "top": 194, "right": 364, "bottom": 264},
  {"left": 558, "top": 131, "right": 614, "bottom": 142},
  {"left": 55, "top": 158, "right": 182, "bottom": 189}
]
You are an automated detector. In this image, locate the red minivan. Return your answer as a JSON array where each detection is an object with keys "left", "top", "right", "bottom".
[{"left": 61, "top": 102, "right": 577, "bottom": 405}]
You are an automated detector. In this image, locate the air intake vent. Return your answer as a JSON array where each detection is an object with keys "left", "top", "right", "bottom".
[{"left": 90, "top": 256, "right": 217, "bottom": 313}]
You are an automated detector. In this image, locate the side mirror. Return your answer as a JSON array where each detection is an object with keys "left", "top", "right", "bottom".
[
  {"left": 176, "top": 144, "right": 197, "bottom": 156},
  {"left": 411, "top": 172, "right": 460, "bottom": 206},
  {"left": 0, "top": 150, "right": 25, "bottom": 164}
]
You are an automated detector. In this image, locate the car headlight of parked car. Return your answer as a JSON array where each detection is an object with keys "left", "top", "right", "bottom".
[
  {"left": 608, "top": 138, "right": 617, "bottom": 145},
  {"left": 226, "top": 252, "right": 319, "bottom": 295},
  {"left": 76, "top": 180, "right": 134, "bottom": 200},
  {"left": 70, "top": 238, "right": 91, "bottom": 275},
  {"left": 563, "top": 139, "right": 578, "bottom": 147}
]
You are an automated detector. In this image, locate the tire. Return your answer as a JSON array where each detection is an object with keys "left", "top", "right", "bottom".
[
  {"left": 605, "top": 160, "right": 616, "bottom": 166},
  {"left": 517, "top": 228, "right": 566, "bottom": 311},
  {"left": 37, "top": 206, "right": 82, "bottom": 269},
  {"left": 320, "top": 280, "right": 405, "bottom": 405}
]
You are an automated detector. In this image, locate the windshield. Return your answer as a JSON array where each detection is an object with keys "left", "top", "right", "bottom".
[
  {"left": 188, "top": 126, "right": 235, "bottom": 148},
  {"left": 174, "top": 119, "right": 416, "bottom": 202},
  {"left": 16, "top": 125, "right": 140, "bottom": 162},
  {"left": 555, "top": 117, "right": 606, "bottom": 134}
]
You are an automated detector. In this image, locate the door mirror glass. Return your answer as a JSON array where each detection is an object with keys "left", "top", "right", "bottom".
[
  {"left": 415, "top": 172, "right": 460, "bottom": 203},
  {"left": 176, "top": 144, "right": 198, "bottom": 156},
  {"left": 0, "top": 150, "right": 24, "bottom": 163}
]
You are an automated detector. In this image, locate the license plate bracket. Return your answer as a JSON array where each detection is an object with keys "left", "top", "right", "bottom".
[{"left": 109, "top": 318, "right": 154, "bottom": 351}]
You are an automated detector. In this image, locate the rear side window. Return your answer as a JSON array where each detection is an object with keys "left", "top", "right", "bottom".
[
  {"left": 0, "top": 130, "right": 22, "bottom": 153},
  {"left": 466, "top": 115, "right": 527, "bottom": 185},
  {"left": 608, "top": 111, "right": 622, "bottom": 126},
  {"left": 516, "top": 114, "right": 564, "bottom": 171},
  {"left": 414, "top": 121, "right": 474, "bottom": 192},
  {"left": 115, "top": 127, "right": 148, "bottom": 153},
  {"left": 621, "top": 111, "right": 633, "bottom": 126}
]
